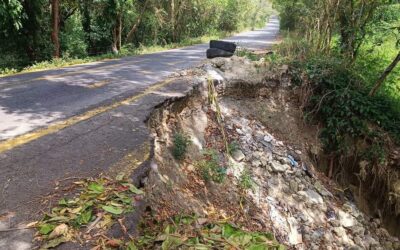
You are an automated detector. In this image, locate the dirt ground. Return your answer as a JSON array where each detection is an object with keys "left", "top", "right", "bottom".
[{"left": 142, "top": 57, "right": 400, "bottom": 249}]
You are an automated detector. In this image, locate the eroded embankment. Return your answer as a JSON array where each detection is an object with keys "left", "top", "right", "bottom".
[{"left": 142, "top": 56, "right": 400, "bottom": 249}]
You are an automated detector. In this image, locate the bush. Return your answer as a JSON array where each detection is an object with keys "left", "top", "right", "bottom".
[
  {"left": 291, "top": 55, "right": 400, "bottom": 159},
  {"left": 172, "top": 133, "right": 191, "bottom": 160},
  {"left": 197, "top": 149, "right": 226, "bottom": 183},
  {"left": 239, "top": 170, "right": 254, "bottom": 190}
]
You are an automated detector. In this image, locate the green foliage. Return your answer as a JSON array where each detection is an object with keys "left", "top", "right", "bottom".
[
  {"left": 236, "top": 48, "right": 261, "bottom": 61},
  {"left": 273, "top": 1, "right": 400, "bottom": 165},
  {"left": 36, "top": 176, "right": 144, "bottom": 248},
  {"left": 172, "top": 132, "right": 191, "bottom": 160},
  {"left": 239, "top": 169, "right": 254, "bottom": 190},
  {"left": 290, "top": 54, "right": 400, "bottom": 159},
  {"left": 197, "top": 149, "right": 227, "bottom": 183},
  {"left": 136, "top": 215, "right": 284, "bottom": 249},
  {"left": 60, "top": 13, "right": 88, "bottom": 58},
  {"left": 0, "top": 0, "right": 23, "bottom": 33},
  {"left": 0, "top": 0, "right": 272, "bottom": 74},
  {"left": 228, "top": 140, "right": 240, "bottom": 155}
]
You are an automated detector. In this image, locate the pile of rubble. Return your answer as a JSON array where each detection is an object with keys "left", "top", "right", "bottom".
[{"left": 224, "top": 112, "right": 400, "bottom": 249}]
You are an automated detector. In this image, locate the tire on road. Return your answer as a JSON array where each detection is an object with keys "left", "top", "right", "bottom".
[
  {"left": 210, "top": 40, "right": 237, "bottom": 53},
  {"left": 206, "top": 48, "right": 234, "bottom": 59}
]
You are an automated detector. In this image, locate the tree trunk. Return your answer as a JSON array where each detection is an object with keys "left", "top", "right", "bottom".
[
  {"left": 112, "top": 14, "right": 122, "bottom": 54},
  {"left": 369, "top": 51, "right": 400, "bottom": 96},
  {"left": 117, "top": 14, "right": 122, "bottom": 50},
  {"left": 125, "top": 0, "right": 149, "bottom": 43},
  {"left": 51, "top": 0, "right": 60, "bottom": 58},
  {"left": 80, "top": 0, "right": 94, "bottom": 55},
  {"left": 171, "top": 0, "right": 176, "bottom": 42}
]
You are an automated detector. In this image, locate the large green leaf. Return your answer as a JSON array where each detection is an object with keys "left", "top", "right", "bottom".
[
  {"left": 102, "top": 205, "right": 123, "bottom": 215},
  {"left": 75, "top": 209, "right": 92, "bottom": 225},
  {"left": 88, "top": 182, "right": 105, "bottom": 194},
  {"left": 39, "top": 224, "right": 55, "bottom": 235},
  {"left": 161, "top": 235, "right": 184, "bottom": 250}
]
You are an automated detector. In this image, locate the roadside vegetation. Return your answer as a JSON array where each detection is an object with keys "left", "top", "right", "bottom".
[
  {"left": 271, "top": 0, "right": 400, "bottom": 210},
  {"left": 0, "top": 0, "right": 272, "bottom": 76}
]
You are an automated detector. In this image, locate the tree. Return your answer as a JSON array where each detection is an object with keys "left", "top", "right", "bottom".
[
  {"left": 125, "top": 0, "right": 150, "bottom": 43},
  {"left": 369, "top": 51, "right": 400, "bottom": 96},
  {"left": 0, "top": 0, "right": 24, "bottom": 34},
  {"left": 51, "top": 0, "right": 61, "bottom": 58}
]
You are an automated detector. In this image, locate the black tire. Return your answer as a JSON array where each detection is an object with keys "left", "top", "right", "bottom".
[
  {"left": 206, "top": 48, "right": 234, "bottom": 59},
  {"left": 210, "top": 40, "right": 237, "bottom": 53}
]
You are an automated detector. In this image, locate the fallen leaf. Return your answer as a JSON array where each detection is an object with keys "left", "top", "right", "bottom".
[
  {"left": 106, "top": 239, "right": 122, "bottom": 247},
  {"left": 26, "top": 221, "right": 39, "bottom": 228},
  {"left": 128, "top": 185, "right": 144, "bottom": 195},
  {"left": 102, "top": 205, "right": 123, "bottom": 215},
  {"left": 116, "top": 173, "right": 125, "bottom": 181},
  {"left": 39, "top": 224, "right": 55, "bottom": 235},
  {"left": 88, "top": 182, "right": 105, "bottom": 194},
  {"left": 48, "top": 224, "right": 69, "bottom": 239},
  {"left": 39, "top": 236, "right": 68, "bottom": 250}
]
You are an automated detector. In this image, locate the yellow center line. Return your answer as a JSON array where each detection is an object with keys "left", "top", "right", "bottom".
[{"left": 0, "top": 79, "right": 174, "bottom": 154}]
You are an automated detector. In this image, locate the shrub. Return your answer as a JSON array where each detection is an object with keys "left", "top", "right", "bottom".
[
  {"left": 291, "top": 54, "right": 400, "bottom": 160},
  {"left": 239, "top": 169, "right": 254, "bottom": 190},
  {"left": 197, "top": 149, "right": 226, "bottom": 183},
  {"left": 172, "top": 132, "right": 191, "bottom": 160}
]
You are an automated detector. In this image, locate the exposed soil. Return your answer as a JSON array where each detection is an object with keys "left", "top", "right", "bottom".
[{"left": 142, "top": 56, "right": 400, "bottom": 249}]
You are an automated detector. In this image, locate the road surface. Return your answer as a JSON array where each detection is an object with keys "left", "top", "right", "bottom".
[{"left": 0, "top": 16, "right": 279, "bottom": 249}]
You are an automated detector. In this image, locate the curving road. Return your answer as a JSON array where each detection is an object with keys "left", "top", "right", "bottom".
[
  {"left": 0, "top": 16, "right": 279, "bottom": 249},
  {"left": 0, "top": 17, "right": 279, "bottom": 141}
]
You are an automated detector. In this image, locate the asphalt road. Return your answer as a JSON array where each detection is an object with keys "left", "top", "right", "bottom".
[{"left": 0, "top": 16, "right": 279, "bottom": 249}]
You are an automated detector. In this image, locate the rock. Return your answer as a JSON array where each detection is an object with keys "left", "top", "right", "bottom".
[
  {"left": 232, "top": 150, "right": 245, "bottom": 162},
  {"left": 310, "top": 228, "right": 324, "bottom": 241},
  {"left": 206, "top": 48, "right": 234, "bottom": 59},
  {"left": 289, "top": 180, "right": 299, "bottom": 192},
  {"left": 298, "top": 189, "right": 323, "bottom": 204},
  {"left": 259, "top": 156, "right": 268, "bottom": 166},
  {"left": 372, "top": 218, "right": 381, "bottom": 227},
  {"left": 314, "top": 181, "right": 333, "bottom": 197},
  {"left": 383, "top": 241, "right": 393, "bottom": 250},
  {"left": 353, "top": 236, "right": 364, "bottom": 247},
  {"left": 338, "top": 210, "right": 356, "bottom": 228},
  {"left": 323, "top": 231, "right": 334, "bottom": 243},
  {"left": 252, "top": 160, "right": 262, "bottom": 168},
  {"left": 288, "top": 217, "right": 303, "bottom": 245},
  {"left": 350, "top": 225, "right": 365, "bottom": 236},
  {"left": 364, "top": 235, "right": 380, "bottom": 248},
  {"left": 333, "top": 227, "right": 346, "bottom": 237},
  {"left": 348, "top": 246, "right": 363, "bottom": 250},
  {"left": 270, "top": 161, "right": 289, "bottom": 173},
  {"left": 261, "top": 140, "right": 272, "bottom": 148},
  {"left": 264, "top": 134, "right": 273, "bottom": 142}
]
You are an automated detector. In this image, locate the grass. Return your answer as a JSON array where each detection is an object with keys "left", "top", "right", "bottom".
[
  {"left": 354, "top": 38, "right": 400, "bottom": 107},
  {"left": 0, "top": 31, "right": 233, "bottom": 78},
  {"left": 239, "top": 169, "right": 254, "bottom": 190}
]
